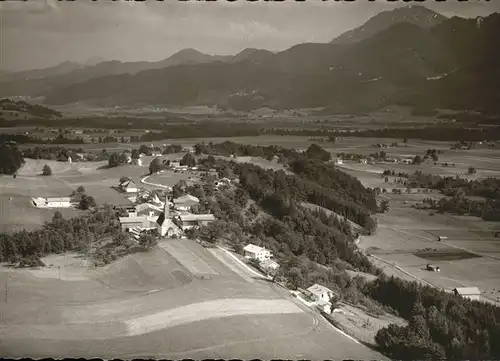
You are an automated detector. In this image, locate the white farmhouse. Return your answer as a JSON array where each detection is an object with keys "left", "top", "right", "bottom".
[
  {"left": 306, "top": 284, "right": 335, "bottom": 303},
  {"left": 243, "top": 244, "right": 272, "bottom": 262}
]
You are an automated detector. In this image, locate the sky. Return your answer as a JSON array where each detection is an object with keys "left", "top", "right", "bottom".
[{"left": 1, "top": 0, "right": 499, "bottom": 72}]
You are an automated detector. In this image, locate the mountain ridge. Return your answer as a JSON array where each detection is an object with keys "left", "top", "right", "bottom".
[{"left": 331, "top": 5, "right": 447, "bottom": 44}]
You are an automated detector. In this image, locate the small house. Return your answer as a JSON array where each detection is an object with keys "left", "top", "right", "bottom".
[
  {"left": 437, "top": 236, "right": 448, "bottom": 242},
  {"left": 260, "top": 259, "right": 280, "bottom": 274},
  {"left": 243, "top": 244, "right": 272, "bottom": 261},
  {"left": 426, "top": 264, "right": 440, "bottom": 272},
  {"left": 335, "top": 158, "right": 343, "bottom": 165},
  {"left": 452, "top": 287, "right": 481, "bottom": 301},
  {"left": 119, "top": 179, "right": 138, "bottom": 193},
  {"left": 173, "top": 194, "right": 199, "bottom": 211},
  {"left": 306, "top": 284, "right": 335, "bottom": 303},
  {"left": 359, "top": 158, "right": 368, "bottom": 164}
]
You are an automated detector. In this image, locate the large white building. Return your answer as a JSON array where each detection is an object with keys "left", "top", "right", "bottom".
[
  {"left": 243, "top": 244, "right": 272, "bottom": 262},
  {"left": 32, "top": 197, "right": 71, "bottom": 208}
]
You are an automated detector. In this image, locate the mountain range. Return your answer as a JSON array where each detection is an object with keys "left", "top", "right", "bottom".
[{"left": 2, "top": 6, "right": 499, "bottom": 114}]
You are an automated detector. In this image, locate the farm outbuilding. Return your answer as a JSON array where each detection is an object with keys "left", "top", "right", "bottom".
[
  {"left": 32, "top": 197, "right": 71, "bottom": 208},
  {"left": 452, "top": 287, "right": 481, "bottom": 301}
]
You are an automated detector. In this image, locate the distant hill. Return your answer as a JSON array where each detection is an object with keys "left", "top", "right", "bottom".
[
  {"left": 331, "top": 5, "right": 447, "bottom": 44},
  {"left": 42, "top": 20, "right": 458, "bottom": 110},
  {"left": 84, "top": 56, "right": 106, "bottom": 66},
  {"left": 0, "top": 98, "right": 62, "bottom": 120},
  {"left": 1, "top": 61, "right": 85, "bottom": 82},
  {"left": 230, "top": 48, "right": 275, "bottom": 64},
  {"left": 6, "top": 10, "right": 500, "bottom": 115},
  {"left": 0, "top": 49, "right": 233, "bottom": 97}
]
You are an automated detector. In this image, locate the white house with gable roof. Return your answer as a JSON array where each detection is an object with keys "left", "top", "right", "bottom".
[{"left": 243, "top": 244, "right": 272, "bottom": 261}]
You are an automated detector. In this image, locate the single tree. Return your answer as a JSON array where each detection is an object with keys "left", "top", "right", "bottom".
[
  {"left": 379, "top": 200, "right": 389, "bottom": 213},
  {"left": 180, "top": 153, "right": 196, "bottom": 167},
  {"left": 139, "top": 233, "right": 157, "bottom": 249},
  {"left": 42, "top": 164, "right": 52, "bottom": 176},
  {"left": 468, "top": 166, "right": 477, "bottom": 175},
  {"left": 149, "top": 157, "right": 162, "bottom": 175}
]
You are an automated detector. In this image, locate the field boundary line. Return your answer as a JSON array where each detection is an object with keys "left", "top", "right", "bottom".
[{"left": 369, "top": 254, "right": 438, "bottom": 289}]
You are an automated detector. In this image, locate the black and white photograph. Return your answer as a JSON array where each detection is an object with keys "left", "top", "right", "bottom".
[{"left": 1, "top": 0, "right": 500, "bottom": 359}]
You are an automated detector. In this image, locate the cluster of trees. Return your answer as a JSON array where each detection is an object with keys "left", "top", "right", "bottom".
[
  {"left": 0, "top": 133, "right": 84, "bottom": 145},
  {"left": 407, "top": 172, "right": 500, "bottom": 220},
  {"left": 0, "top": 206, "right": 121, "bottom": 263},
  {"left": 69, "top": 186, "right": 97, "bottom": 210},
  {"left": 0, "top": 143, "right": 24, "bottom": 175},
  {"left": 370, "top": 276, "right": 500, "bottom": 359},
  {"left": 108, "top": 152, "right": 129, "bottom": 168},
  {"left": 22, "top": 146, "right": 83, "bottom": 161},
  {"left": 266, "top": 126, "right": 500, "bottom": 141}
]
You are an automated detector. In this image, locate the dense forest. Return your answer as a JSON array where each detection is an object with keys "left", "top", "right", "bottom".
[
  {"left": 190, "top": 144, "right": 500, "bottom": 360},
  {"left": 370, "top": 276, "right": 500, "bottom": 360},
  {"left": 194, "top": 142, "right": 377, "bottom": 228},
  {"left": 0, "top": 143, "right": 24, "bottom": 175}
]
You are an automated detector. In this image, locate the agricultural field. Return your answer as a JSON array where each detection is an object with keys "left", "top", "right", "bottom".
[
  {"left": 0, "top": 238, "right": 386, "bottom": 359},
  {"left": 0, "top": 158, "right": 194, "bottom": 232},
  {"left": 359, "top": 199, "right": 500, "bottom": 305}
]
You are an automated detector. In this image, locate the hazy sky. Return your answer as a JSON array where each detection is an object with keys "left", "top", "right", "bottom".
[{"left": 1, "top": 0, "right": 499, "bottom": 71}]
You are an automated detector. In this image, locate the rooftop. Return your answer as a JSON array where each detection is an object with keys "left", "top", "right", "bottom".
[
  {"left": 119, "top": 216, "right": 147, "bottom": 224},
  {"left": 453, "top": 287, "right": 481, "bottom": 295},
  {"left": 173, "top": 194, "right": 200, "bottom": 204},
  {"left": 136, "top": 203, "right": 162, "bottom": 213},
  {"left": 307, "top": 284, "right": 334, "bottom": 297},
  {"left": 179, "top": 214, "right": 216, "bottom": 222},
  {"left": 46, "top": 197, "right": 71, "bottom": 202},
  {"left": 243, "top": 244, "right": 267, "bottom": 254}
]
